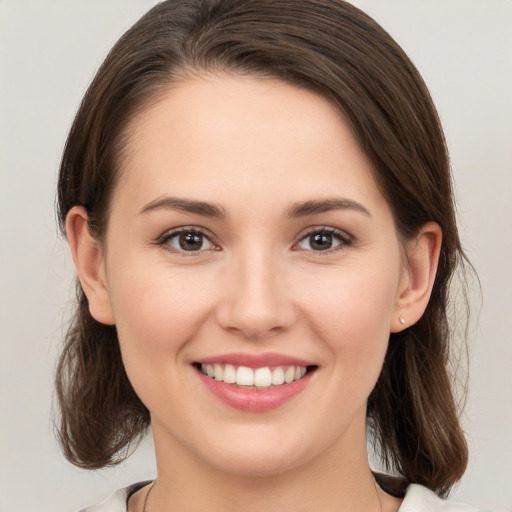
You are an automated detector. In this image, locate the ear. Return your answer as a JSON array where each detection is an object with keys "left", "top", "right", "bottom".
[
  {"left": 391, "top": 222, "right": 442, "bottom": 332},
  {"left": 65, "top": 206, "right": 115, "bottom": 325}
]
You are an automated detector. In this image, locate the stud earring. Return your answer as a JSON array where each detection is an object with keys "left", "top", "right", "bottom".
[{"left": 399, "top": 317, "right": 406, "bottom": 325}]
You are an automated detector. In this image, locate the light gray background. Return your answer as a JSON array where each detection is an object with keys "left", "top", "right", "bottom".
[{"left": 1, "top": 1, "right": 511, "bottom": 511}]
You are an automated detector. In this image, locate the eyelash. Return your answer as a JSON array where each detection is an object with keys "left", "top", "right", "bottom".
[
  {"left": 294, "top": 227, "right": 353, "bottom": 254},
  {"left": 155, "top": 226, "right": 353, "bottom": 255},
  {"left": 156, "top": 227, "right": 219, "bottom": 255}
]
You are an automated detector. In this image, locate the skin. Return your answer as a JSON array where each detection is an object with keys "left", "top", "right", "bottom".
[{"left": 67, "top": 74, "right": 441, "bottom": 512}]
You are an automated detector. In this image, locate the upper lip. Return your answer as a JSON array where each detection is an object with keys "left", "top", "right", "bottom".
[{"left": 195, "top": 352, "right": 315, "bottom": 368}]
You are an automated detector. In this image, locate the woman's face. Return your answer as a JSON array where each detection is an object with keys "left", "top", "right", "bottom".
[{"left": 99, "top": 74, "right": 409, "bottom": 476}]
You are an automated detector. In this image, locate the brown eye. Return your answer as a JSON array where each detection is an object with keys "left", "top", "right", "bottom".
[
  {"left": 164, "top": 230, "right": 215, "bottom": 252},
  {"left": 309, "top": 233, "right": 335, "bottom": 251},
  {"left": 297, "top": 229, "right": 351, "bottom": 252},
  {"left": 179, "top": 232, "right": 204, "bottom": 251}
]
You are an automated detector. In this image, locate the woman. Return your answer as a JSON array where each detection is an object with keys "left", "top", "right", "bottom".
[{"left": 55, "top": 1, "right": 478, "bottom": 511}]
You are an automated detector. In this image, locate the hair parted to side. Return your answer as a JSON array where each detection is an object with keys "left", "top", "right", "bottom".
[{"left": 56, "top": 0, "right": 469, "bottom": 495}]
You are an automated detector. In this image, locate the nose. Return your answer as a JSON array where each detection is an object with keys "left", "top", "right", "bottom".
[{"left": 215, "top": 248, "right": 297, "bottom": 341}]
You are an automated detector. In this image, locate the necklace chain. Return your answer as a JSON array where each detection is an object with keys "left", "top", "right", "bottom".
[
  {"left": 142, "top": 478, "right": 384, "bottom": 512},
  {"left": 142, "top": 481, "right": 155, "bottom": 512}
]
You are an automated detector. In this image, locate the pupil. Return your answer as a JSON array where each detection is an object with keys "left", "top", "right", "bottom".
[
  {"left": 311, "top": 233, "right": 332, "bottom": 250},
  {"left": 179, "top": 232, "right": 203, "bottom": 251}
]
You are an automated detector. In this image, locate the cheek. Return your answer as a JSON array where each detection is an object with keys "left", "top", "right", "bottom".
[
  {"left": 109, "top": 260, "right": 211, "bottom": 339},
  {"left": 297, "top": 258, "right": 400, "bottom": 377},
  {"left": 105, "top": 260, "right": 217, "bottom": 394}
]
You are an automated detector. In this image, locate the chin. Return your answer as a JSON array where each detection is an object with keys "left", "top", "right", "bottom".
[
  {"left": 208, "top": 449, "right": 306, "bottom": 478},
  {"left": 193, "top": 425, "right": 319, "bottom": 478}
]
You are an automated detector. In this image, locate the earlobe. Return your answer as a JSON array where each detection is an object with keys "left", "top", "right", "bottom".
[
  {"left": 65, "top": 206, "right": 115, "bottom": 325},
  {"left": 391, "top": 222, "right": 442, "bottom": 333}
]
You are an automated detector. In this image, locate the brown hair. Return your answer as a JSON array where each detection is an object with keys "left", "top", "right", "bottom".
[{"left": 56, "top": 0, "right": 469, "bottom": 495}]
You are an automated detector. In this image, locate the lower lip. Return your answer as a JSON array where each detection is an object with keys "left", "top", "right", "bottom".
[{"left": 196, "top": 368, "right": 313, "bottom": 412}]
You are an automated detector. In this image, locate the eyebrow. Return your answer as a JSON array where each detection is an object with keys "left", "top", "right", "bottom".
[
  {"left": 286, "top": 198, "right": 371, "bottom": 218},
  {"left": 140, "top": 196, "right": 228, "bottom": 218},
  {"left": 139, "top": 196, "right": 370, "bottom": 219}
]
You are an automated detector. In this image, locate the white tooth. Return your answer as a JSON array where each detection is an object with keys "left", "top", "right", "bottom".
[
  {"left": 300, "top": 367, "right": 307, "bottom": 378},
  {"left": 201, "top": 364, "right": 207, "bottom": 375},
  {"left": 224, "top": 364, "right": 236, "bottom": 384},
  {"left": 254, "top": 367, "right": 272, "bottom": 387},
  {"left": 236, "top": 366, "right": 254, "bottom": 386},
  {"left": 214, "top": 364, "right": 224, "bottom": 381},
  {"left": 294, "top": 367, "right": 302, "bottom": 380},
  {"left": 206, "top": 364, "right": 215, "bottom": 378},
  {"left": 284, "top": 366, "right": 295, "bottom": 384},
  {"left": 271, "top": 366, "right": 285, "bottom": 385}
]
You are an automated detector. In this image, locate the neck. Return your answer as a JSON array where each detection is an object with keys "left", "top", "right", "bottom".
[{"left": 147, "top": 417, "right": 396, "bottom": 512}]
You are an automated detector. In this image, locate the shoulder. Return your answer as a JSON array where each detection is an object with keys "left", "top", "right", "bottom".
[
  {"left": 400, "top": 484, "right": 489, "bottom": 512},
  {"left": 78, "top": 481, "right": 152, "bottom": 512}
]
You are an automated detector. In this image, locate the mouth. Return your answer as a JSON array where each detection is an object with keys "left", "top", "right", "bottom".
[
  {"left": 192, "top": 355, "right": 318, "bottom": 412},
  {"left": 193, "top": 362, "right": 318, "bottom": 389}
]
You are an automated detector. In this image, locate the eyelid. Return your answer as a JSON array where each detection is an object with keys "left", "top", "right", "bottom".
[
  {"left": 293, "top": 226, "right": 353, "bottom": 253},
  {"left": 156, "top": 226, "right": 220, "bottom": 253},
  {"left": 154, "top": 225, "right": 353, "bottom": 255}
]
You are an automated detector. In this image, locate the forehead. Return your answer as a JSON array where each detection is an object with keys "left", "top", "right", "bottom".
[{"left": 113, "top": 73, "right": 387, "bottom": 216}]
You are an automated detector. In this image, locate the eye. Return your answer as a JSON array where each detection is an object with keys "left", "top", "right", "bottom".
[
  {"left": 296, "top": 228, "right": 352, "bottom": 252},
  {"left": 160, "top": 228, "right": 217, "bottom": 253}
]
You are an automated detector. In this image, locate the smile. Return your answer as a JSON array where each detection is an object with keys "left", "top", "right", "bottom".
[
  {"left": 193, "top": 354, "right": 318, "bottom": 412},
  {"left": 199, "top": 363, "right": 308, "bottom": 388}
]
